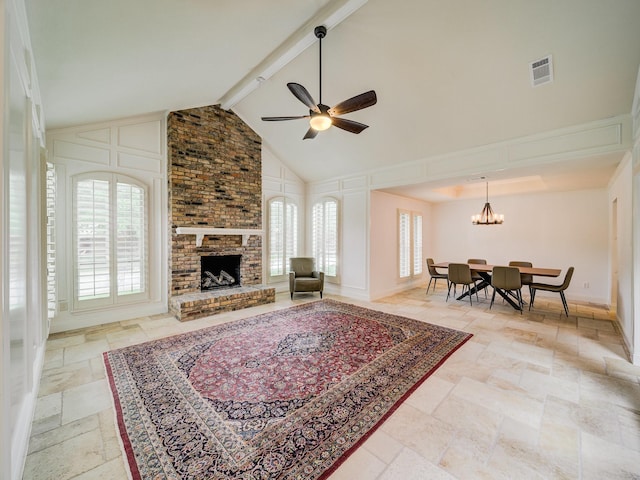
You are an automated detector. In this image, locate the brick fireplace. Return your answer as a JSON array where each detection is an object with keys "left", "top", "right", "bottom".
[{"left": 167, "top": 104, "right": 274, "bottom": 321}]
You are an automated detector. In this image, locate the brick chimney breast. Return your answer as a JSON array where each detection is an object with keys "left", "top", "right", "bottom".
[{"left": 167, "top": 105, "right": 273, "bottom": 320}]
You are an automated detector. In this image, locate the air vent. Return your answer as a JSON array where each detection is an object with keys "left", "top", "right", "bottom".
[{"left": 530, "top": 55, "right": 553, "bottom": 87}]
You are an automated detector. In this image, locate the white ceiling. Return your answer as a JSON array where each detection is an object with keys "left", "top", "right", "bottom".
[{"left": 25, "top": 0, "right": 640, "bottom": 201}]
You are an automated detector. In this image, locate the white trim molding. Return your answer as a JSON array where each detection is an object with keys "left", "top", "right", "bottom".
[
  {"left": 362, "top": 115, "right": 632, "bottom": 191},
  {"left": 175, "top": 227, "right": 264, "bottom": 247}
]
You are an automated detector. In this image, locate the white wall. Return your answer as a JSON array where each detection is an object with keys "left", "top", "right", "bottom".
[
  {"left": 369, "top": 190, "right": 432, "bottom": 299},
  {"left": 632, "top": 67, "right": 640, "bottom": 365},
  {"left": 47, "top": 114, "right": 168, "bottom": 332},
  {"left": 634, "top": 160, "right": 640, "bottom": 365},
  {"left": 261, "top": 145, "right": 305, "bottom": 292},
  {"left": 431, "top": 188, "right": 610, "bottom": 303},
  {"left": 1, "top": 0, "right": 48, "bottom": 478},
  {"left": 609, "top": 154, "right": 633, "bottom": 357},
  {"left": 308, "top": 176, "right": 370, "bottom": 300}
]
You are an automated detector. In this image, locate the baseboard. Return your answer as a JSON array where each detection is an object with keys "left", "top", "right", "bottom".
[
  {"left": 50, "top": 302, "right": 168, "bottom": 333},
  {"left": 616, "top": 314, "right": 638, "bottom": 365},
  {"left": 334, "top": 285, "right": 370, "bottom": 301},
  {"left": 369, "top": 281, "right": 424, "bottom": 301}
]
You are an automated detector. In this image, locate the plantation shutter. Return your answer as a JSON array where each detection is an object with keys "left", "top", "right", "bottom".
[
  {"left": 398, "top": 211, "right": 410, "bottom": 278},
  {"left": 312, "top": 198, "right": 338, "bottom": 277},
  {"left": 325, "top": 200, "right": 337, "bottom": 276},
  {"left": 413, "top": 214, "right": 423, "bottom": 275},
  {"left": 74, "top": 173, "right": 148, "bottom": 308},
  {"left": 76, "top": 178, "right": 111, "bottom": 300},
  {"left": 268, "top": 197, "right": 299, "bottom": 279},
  {"left": 285, "top": 202, "right": 298, "bottom": 273},
  {"left": 269, "top": 199, "right": 284, "bottom": 276},
  {"left": 312, "top": 202, "right": 323, "bottom": 266},
  {"left": 46, "top": 162, "right": 57, "bottom": 318},
  {"left": 116, "top": 182, "right": 146, "bottom": 295},
  {"left": 399, "top": 210, "right": 423, "bottom": 278}
]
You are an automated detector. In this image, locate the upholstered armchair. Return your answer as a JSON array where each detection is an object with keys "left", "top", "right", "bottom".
[{"left": 289, "top": 257, "right": 324, "bottom": 299}]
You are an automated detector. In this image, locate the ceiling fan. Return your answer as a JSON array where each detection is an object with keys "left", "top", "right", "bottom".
[{"left": 261, "top": 25, "right": 377, "bottom": 140}]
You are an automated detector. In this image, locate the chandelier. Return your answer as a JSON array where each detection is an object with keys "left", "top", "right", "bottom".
[{"left": 471, "top": 182, "right": 504, "bottom": 225}]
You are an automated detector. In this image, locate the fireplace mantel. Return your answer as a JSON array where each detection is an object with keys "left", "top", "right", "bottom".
[{"left": 175, "top": 227, "right": 264, "bottom": 247}]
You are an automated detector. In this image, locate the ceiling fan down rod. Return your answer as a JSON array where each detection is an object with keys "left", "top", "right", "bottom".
[{"left": 315, "top": 25, "right": 327, "bottom": 106}]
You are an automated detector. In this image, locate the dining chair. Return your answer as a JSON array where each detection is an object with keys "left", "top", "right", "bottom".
[
  {"left": 426, "top": 258, "right": 448, "bottom": 294},
  {"left": 446, "top": 263, "right": 477, "bottom": 305},
  {"left": 490, "top": 266, "right": 523, "bottom": 314},
  {"left": 509, "top": 261, "right": 533, "bottom": 298},
  {"left": 467, "top": 258, "right": 488, "bottom": 298},
  {"left": 529, "top": 267, "right": 574, "bottom": 317}
]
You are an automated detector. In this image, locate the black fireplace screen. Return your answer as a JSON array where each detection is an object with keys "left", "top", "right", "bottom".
[{"left": 201, "top": 255, "right": 241, "bottom": 291}]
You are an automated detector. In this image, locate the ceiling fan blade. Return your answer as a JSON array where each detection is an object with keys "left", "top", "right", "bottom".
[
  {"left": 261, "top": 115, "right": 309, "bottom": 121},
  {"left": 331, "top": 117, "right": 369, "bottom": 134},
  {"left": 303, "top": 127, "right": 319, "bottom": 140},
  {"left": 329, "top": 90, "right": 377, "bottom": 116},
  {"left": 287, "top": 83, "right": 320, "bottom": 113}
]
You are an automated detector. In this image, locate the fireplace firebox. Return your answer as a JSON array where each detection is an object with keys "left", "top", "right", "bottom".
[{"left": 201, "top": 255, "right": 241, "bottom": 291}]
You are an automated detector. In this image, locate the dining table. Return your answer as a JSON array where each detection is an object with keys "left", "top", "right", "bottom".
[{"left": 433, "top": 262, "right": 562, "bottom": 310}]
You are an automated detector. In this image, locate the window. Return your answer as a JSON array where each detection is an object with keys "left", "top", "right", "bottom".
[
  {"left": 312, "top": 198, "right": 338, "bottom": 277},
  {"left": 398, "top": 209, "right": 422, "bottom": 279},
  {"left": 268, "top": 197, "right": 298, "bottom": 279},
  {"left": 73, "top": 173, "right": 147, "bottom": 308},
  {"left": 413, "top": 213, "right": 423, "bottom": 276}
]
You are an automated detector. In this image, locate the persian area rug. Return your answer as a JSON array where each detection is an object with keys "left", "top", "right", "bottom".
[{"left": 104, "top": 299, "right": 472, "bottom": 480}]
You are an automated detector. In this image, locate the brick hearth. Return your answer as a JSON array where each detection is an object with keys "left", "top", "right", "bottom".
[
  {"left": 167, "top": 104, "right": 274, "bottom": 321},
  {"left": 169, "top": 286, "right": 276, "bottom": 322}
]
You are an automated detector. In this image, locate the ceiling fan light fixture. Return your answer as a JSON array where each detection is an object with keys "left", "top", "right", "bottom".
[
  {"left": 309, "top": 114, "right": 332, "bottom": 131},
  {"left": 261, "top": 25, "right": 376, "bottom": 139}
]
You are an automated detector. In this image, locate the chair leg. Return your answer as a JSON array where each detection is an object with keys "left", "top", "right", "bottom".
[
  {"left": 426, "top": 278, "right": 433, "bottom": 294},
  {"left": 290, "top": 292, "right": 294, "bottom": 299},
  {"left": 560, "top": 291, "right": 569, "bottom": 317},
  {"left": 517, "top": 289, "right": 523, "bottom": 314},
  {"left": 446, "top": 282, "right": 452, "bottom": 302},
  {"left": 529, "top": 288, "right": 536, "bottom": 310},
  {"left": 466, "top": 285, "right": 472, "bottom": 306},
  {"left": 320, "top": 291, "right": 323, "bottom": 299}
]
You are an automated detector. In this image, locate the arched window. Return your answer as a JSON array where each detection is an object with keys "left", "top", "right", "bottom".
[
  {"left": 73, "top": 172, "right": 148, "bottom": 308},
  {"left": 268, "top": 196, "right": 298, "bottom": 280},
  {"left": 312, "top": 197, "right": 338, "bottom": 277}
]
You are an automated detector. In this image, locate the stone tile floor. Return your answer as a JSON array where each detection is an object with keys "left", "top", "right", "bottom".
[{"left": 23, "top": 286, "right": 640, "bottom": 479}]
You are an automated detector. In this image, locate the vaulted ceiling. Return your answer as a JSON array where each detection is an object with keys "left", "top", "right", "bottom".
[{"left": 25, "top": 0, "right": 640, "bottom": 201}]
